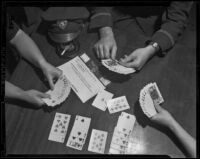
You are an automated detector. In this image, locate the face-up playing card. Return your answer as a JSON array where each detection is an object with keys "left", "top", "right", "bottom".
[
  {"left": 92, "top": 90, "right": 114, "bottom": 111},
  {"left": 101, "top": 59, "right": 135, "bottom": 75},
  {"left": 88, "top": 129, "right": 108, "bottom": 154},
  {"left": 116, "top": 112, "right": 136, "bottom": 135},
  {"left": 113, "top": 127, "right": 130, "bottom": 140},
  {"left": 66, "top": 115, "right": 91, "bottom": 150},
  {"left": 139, "top": 82, "right": 164, "bottom": 118},
  {"left": 111, "top": 135, "right": 129, "bottom": 147},
  {"left": 110, "top": 142, "right": 127, "bottom": 153},
  {"left": 148, "top": 82, "right": 164, "bottom": 105},
  {"left": 109, "top": 147, "right": 126, "bottom": 154},
  {"left": 42, "top": 75, "right": 71, "bottom": 107},
  {"left": 107, "top": 96, "right": 130, "bottom": 114},
  {"left": 48, "top": 112, "right": 71, "bottom": 143}
]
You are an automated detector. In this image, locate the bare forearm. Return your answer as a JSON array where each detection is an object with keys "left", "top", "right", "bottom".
[
  {"left": 5, "top": 81, "right": 24, "bottom": 100},
  {"left": 169, "top": 118, "right": 196, "bottom": 158},
  {"left": 10, "top": 29, "right": 47, "bottom": 69}
]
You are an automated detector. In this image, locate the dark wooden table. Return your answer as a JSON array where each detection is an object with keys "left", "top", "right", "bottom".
[{"left": 5, "top": 20, "right": 196, "bottom": 157}]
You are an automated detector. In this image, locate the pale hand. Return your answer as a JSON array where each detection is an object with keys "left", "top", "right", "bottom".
[
  {"left": 119, "top": 45, "right": 156, "bottom": 70},
  {"left": 94, "top": 27, "right": 117, "bottom": 59},
  {"left": 41, "top": 62, "right": 62, "bottom": 90},
  {"left": 150, "top": 103, "right": 174, "bottom": 128},
  {"left": 23, "top": 90, "right": 50, "bottom": 107}
]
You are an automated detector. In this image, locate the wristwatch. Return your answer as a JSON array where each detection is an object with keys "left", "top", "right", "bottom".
[{"left": 149, "top": 41, "right": 160, "bottom": 52}]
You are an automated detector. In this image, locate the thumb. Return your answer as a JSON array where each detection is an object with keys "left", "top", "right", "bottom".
[
  {"left": 35, "top": 91, "right": 51, "bottom": 99},
  {"left": 120, "top": 54, "right": 133, "bottom": 63},
  {"left": 47, "top": 75, "right": 54, "bottom": 90},
  {"left": 111, "top": 46, "right": 117, "bottom": 60},
  {"left": 154, "top": 102, "right": 163, "bottom": 113}
]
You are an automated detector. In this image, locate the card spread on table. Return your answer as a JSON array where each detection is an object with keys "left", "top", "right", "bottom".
[
  {"left": 108, "top": 112, "right": 136, "bottom": 154},
  {"left": 92, "top": 90, "right": 114, "bottom": 111},
  {"left": 66, "top": 115, "right": 91, "bottom": 150},
  {"left": 101, "top": 59, "right": 135, "bottom": 75},
  {"left": 116, "top": 112, "right": 136, "bottom": 135},
  {"left": 42, "top": 75, "right": 71, "bottom": 107},
  {"left": 88, "top": 129, "right": 108, "bottom": 154},
  {"left": 58, "top": 56, "right": 105, "bottom": 103},
  {"left": 48, "top": 112, "right": 71, "bottom": 143},
  {"left": 139, "top": 82, "right": 164, "bottom": 118},
  {"left": 107, "top": 96, "right": 130, "bottom": 114}
]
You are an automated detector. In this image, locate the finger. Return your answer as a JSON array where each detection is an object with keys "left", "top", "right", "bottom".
[
  {"left": 111, "top": 46, "right": 117, "bottom": 60},
  {"left": 94, "top": 45, "right": 100, "bottom": 58},
  {"left": 99, "top": 45, "right": 104, "bottom": 59},
  {"left": 120, "top": 60, "right": 138, "bottom": 68},
  {"left": 103, "top": 46, "right": 110, "bottom": 59},
  {"left": 120, "top": 54, "right": 134, "bottom": 63},
  {"left": 57, "top": 69, "right": 63, "bottom": 77}
]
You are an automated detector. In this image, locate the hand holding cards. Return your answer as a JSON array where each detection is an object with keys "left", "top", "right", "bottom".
[
  {"left": 42, "top": 75, "right": 71, "bottom": 107},
  {"left": 139, "top": 82, "right": 164, "bottom": 118},
  {"left": 101, "top": 59, "right": 136, "bottom": 75}
]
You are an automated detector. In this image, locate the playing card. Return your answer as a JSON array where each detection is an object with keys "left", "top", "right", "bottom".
[
  {"left": 88, "top": 129, "right": 108, "bottom": 154},
  {"left": 116, "top": 112, "right": 136, "bottom": 134},
  {"left": 113, "top": 127, "right": 130, "bottom": 140},
  {"left": 110, "top": 142, "right": 127, "bottom": 152},
  {"left": 111, "top": 135, "right": 129, "bottom": 147},
  {"left": 48, "top": 112, "right": 71, "bottom": 143},
  {"left": 101, "top": 59, "right": 135, "bottom": 75},
  {"left": 148, "top": 82, "right": 164, "bottom": 105},
  {"left": 66, "top": 115, "right": 91, "bottom": 150},
  {"left": 42, "top": 75, "right": 71, "bottom": 107},
  {"left": 107, "top": 96, "right": 130, "bottom": 114},
  {"left": 139, "top": 82, "right": 164, "bottom": 118},
  {"left": 109, "top": 147, "right": 125, "bottom": 154},
  {"left": 92, "top": 90, "right": 114, "bottom": 111}
]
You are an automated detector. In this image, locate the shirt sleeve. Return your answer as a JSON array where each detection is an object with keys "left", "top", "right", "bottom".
[
  {"left": 88, "top": 7, "right": 113, "bottom": 30},
  {"left": 6, "top": 15, "right": 20, "bottom": 42},
  {"left": 149, "top": 1, "right": 193, "bottom": 54}
]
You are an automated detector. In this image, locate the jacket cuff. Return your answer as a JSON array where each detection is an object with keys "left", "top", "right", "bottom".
[
  {"left": 89, "top": 13, "right": 112, "bottom": 30},
  {"left": 151, "top": 29, "right": 175, "bottom": 53}
]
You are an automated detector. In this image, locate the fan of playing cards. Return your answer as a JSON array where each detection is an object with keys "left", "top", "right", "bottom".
[
  {"left": 139, "top": 82, "right": 164, "bottom": 118},
  {"left": 101, "top": 59, "right": 136, "bottom": 75},
  {"left": 42, "top": 75, "right": 71, "bottom": 107}
]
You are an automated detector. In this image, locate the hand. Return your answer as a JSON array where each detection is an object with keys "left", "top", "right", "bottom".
[
  {"left": 94, "top": 27, "right": 117, "bottom": 59},
  {"left": 119, "top": 45, "right": 156, "bottom": 70},
  {"left": 40, "top": 61, "right": 62, "bottom": 90},
  {"left": 22, "top": 90, "right": 50, "bottom": 107},
  {"left": 150, "top": 103, "right": 174, "bottom": 128}
]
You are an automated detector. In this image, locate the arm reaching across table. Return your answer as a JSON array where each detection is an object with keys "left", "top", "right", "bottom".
[{"left": 150, "top": 104, "right": 196, "bottom": 158}]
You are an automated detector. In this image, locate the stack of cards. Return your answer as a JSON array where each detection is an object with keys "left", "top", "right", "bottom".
[
  {"left": 48, "top": 113, "right": 71, "bottom": 143},
  {"left": 107, "top": 96, "right": 130, "bottom": 114},
  {"left": 42, "top": 75, "right": 71, "bottom": 107},
  {"left": 88, "top": 129, "right": 108, "bottom": 154},
  {"left": 109, "top": 112, "right": 136, "bottom": 154},
  {"left": 92, "top": 90, "right": 114, "bottom": 111},
  {"left": 139, "top": 82, "right": 164, "bottom": 118},
  {"left": 101, "top": 59, "right": 136, "bottom": 75},
  {"left": 66, "top": 115, "right": 91, "bottom": 150}
]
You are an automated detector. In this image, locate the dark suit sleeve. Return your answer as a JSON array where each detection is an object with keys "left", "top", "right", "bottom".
[
  {"left": 150, "top": 1, "right": 193, "bottom": 54},
  {"left": 88, "top": 7, "right": 113, "bottom": 30}
]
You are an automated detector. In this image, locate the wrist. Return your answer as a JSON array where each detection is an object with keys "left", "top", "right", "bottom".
[
  {"left": 16, "top": 89, "right": 26, "bottom": 100},
  {"left": 99, "top": 26, "right": 114, "bottom": 38},
  {"left": 167, "top": 116, "right": 176, "bottom": 130},
  {"left": 38, "top": 59, "right": 48, "bottom": 72},
  {"left": 145, "top": 45, "right": 157, "bottom": 57}
]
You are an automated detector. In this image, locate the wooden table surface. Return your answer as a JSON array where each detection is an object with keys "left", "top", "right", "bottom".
[{"left": 5, "top": 21, "right": 196, "bottom": 157}]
